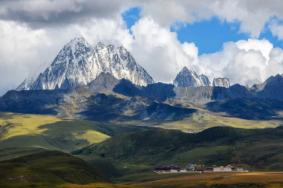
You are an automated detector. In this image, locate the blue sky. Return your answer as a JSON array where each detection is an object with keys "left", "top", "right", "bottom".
[{"left": 122, "top": 7, "right": 283, "bottom": 55}]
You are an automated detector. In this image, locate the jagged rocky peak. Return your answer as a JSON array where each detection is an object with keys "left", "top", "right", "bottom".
[
  {"left": 55, "top": 36, "right": 93, "bottom": 63},
  {"left": 173, "top": 66, "right": 210, "bottom": 87},
  {"left": 212, "top": 77, "right": 230, "bottom": 88},
  {"left": 18, "top": 37, "right": 154, "bottom": 90}
]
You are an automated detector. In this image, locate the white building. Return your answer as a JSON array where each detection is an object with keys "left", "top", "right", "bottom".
[{"left": 213, "top": 165, "right": 233, "bottom": 172}]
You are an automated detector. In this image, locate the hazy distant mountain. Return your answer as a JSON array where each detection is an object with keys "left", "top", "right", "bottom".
[{"left": 18, "top": 37, "right": 154, "bottom": 90}]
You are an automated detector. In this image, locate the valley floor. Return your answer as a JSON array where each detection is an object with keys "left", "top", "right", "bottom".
[{"left": 61, "top": 172, "right": 283, "bottom": 188}]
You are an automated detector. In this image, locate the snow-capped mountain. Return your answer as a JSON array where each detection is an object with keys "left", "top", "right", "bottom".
[
  {"left": 19, "top": 37, "right": 154, "bottom": 90},
  {"left": 173, "top": 66, "right": 210, "bottom": 87},
  {"left": 212, "top": 78, "right": 230, "bottom": 88}
]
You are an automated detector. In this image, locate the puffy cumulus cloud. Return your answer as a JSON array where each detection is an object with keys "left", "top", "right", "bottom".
[
  {"left": 1, "top": 0, "right": 283, "bottom": 37},
  {"left": 266, "top": 47, "right": 283, "bottom": 75},
  {"left": 137, "top": 0, "right": 283, "bottom": 37},
  {"left": 129, "top": 17, "right": 198, "bottom": 83},
  {"left": 0, "top": 20, "right": 51, "bottom": 94},
  {"left": 198, "top": 39, "right": 283, "bottom": 86},
  {"left": 236, "top": 39, "right": 273, "bottom": 61}
]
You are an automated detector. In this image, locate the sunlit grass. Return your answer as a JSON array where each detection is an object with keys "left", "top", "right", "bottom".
[
  {"left": 0, "top": 113, "right": 110, "bottom": 149},
  {"left": 73, "top": 130, "right": 110, "bottom": 144},
  {"left": 0, "top": 113, "right": 61, "bottom": 140},
  {"left": 157, "top": 111, "right": 280, "bottom": 132}
]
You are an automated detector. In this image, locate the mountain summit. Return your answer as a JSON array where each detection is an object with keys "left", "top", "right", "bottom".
[
  {"left": 18, "top": 37, "right": 154, "bottom": 90},
  {"left": 173, "top": 67, "right": 210, "bottom": 87}
]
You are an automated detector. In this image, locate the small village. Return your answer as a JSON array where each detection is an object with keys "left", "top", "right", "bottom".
[{"left": 153, "top": 164, "right": 249, "bottom": 174}]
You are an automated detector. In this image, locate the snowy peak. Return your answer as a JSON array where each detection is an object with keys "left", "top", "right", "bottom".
[
  {"left": 173, "top": 66, "right": 210, "bottom": 87},
  {"left": 19, "top": 38, "right": 154, "bottom": 90},
  {"left": 53, "top": 37, "right": 92, "bottom": 65},
  {"left": 212, "top": 78, "right": 230, "bottom": 88}
]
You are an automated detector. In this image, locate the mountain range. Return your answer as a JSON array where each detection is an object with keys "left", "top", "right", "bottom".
[{"left": 1, "top": 37, "right": 283, "bottom": 121}]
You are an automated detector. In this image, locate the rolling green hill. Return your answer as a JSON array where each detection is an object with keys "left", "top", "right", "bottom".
[
  {"left": 0, "top": 112, "right": 153, "bottom": 152},
  {"left": 75, "top": 126, "right": 283, "bottom": 173},
  {"left": 0, "top": 148, "right": 109, "bottom": 188}
]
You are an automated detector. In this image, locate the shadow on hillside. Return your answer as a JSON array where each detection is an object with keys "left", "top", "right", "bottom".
[
  {"left": 0, "top": 90, "right": 68, "bottom": 115},
  {"left": 206, "top": 98, "right": 283, "bottom": 120},
  {"left": 80, "top": 93, "right": 196, "bottom": 122}
]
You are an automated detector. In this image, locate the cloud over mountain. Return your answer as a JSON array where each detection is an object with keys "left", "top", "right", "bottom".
[{"left": 1, "top": 0, "right": 283, "bottom": 94}]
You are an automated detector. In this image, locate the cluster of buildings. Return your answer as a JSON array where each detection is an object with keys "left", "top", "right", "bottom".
[{"left": 153, "top": 164, "right": 248, "bottom": 174}]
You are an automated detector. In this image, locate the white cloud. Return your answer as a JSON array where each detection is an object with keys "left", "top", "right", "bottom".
[
  {"left": 2, "top": 0, "right": 283, "bottom": 37},
  {"left": 0, "top": 20, "right": 50, "bottom": 94},
  {"left": 199, "top": 39, "right": 283, "bottom": 86},
  {"left": 137, "top": 0, "right": 283, "bottom": 37},
  {"left": 269, "top": 22, "right": 283, "bottom": 40},
  {"left": 130, "top": 17, "right": 198, "bottom": 83},
  {"left": 236, "top": 39, "right": 273, "bottom": 61},
  {"left": 266, "top": 47, "right": 283, "bottom": 76}
]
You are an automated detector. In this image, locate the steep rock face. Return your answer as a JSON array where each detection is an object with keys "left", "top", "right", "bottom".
[
  {"left": 174, "top": 86, "right": 213, "bottom": 104},
  {"left": 88, "top": 72, "right": 119, "bottom": 92},
  {"left": 31, "top": 37, "right": 93, "bottom": 90},
  {"left": 19, "top": 37, "right": 154, "bottom": 90},
  {"left": 173, "top": 67, "right": 210, "bottom": 87},
  {"left": 212, "top": 78, "right": 230, "bottom": 88}
]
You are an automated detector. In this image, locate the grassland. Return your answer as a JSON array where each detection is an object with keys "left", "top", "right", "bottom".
[
  {"left": 77, "top": 126, "right": 283, "bottom": 173},
  {"left": 0, "top": 113, "right": 110, "bottom": 151},
  {"left": 0, "top": 149, "right": 107, "bottom": 188},
  {"left": 0, "top": 113, "right": 61, "bottom": 139},
  {"left": 155, "top": 110, "right": 280, "bottom": 132}
]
